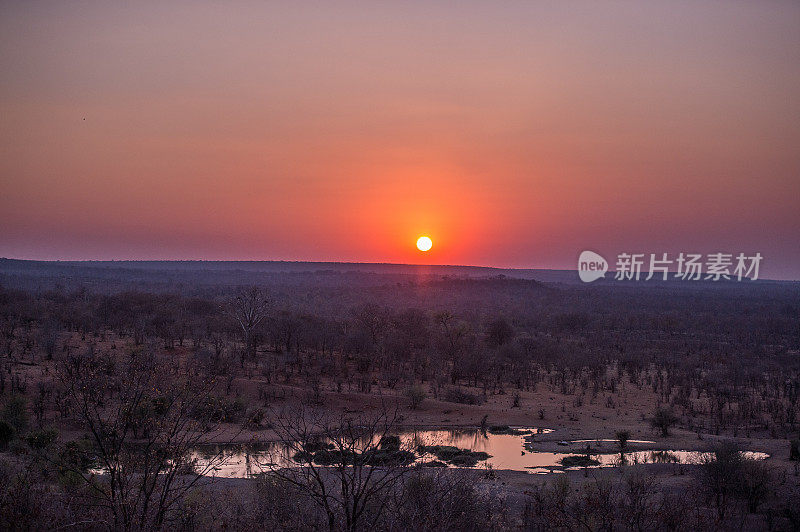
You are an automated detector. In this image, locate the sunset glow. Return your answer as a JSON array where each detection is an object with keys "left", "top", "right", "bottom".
[{"left": 1, "top": 2, "right": 798, "bottom": 278}]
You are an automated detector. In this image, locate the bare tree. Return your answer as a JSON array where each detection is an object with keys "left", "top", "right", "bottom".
[
  {"left": 52, "top": 348, "right": 232, "bottom": 530},
  {"left": 387, "top": 467, "right": 490, "bottom": 531},
  {"left": 263, "top": 405, "right": 413, "bottom": 532},
  {"left": 701, "top": 442, "right": 774, "bottom": 520},
  {"left": 223, "top": 286, "right": 270, "bottom": 367}
]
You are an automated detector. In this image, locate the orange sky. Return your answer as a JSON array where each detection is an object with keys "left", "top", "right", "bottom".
[{"left": 1, "top": 1, "right": 799, "bottom": 278}]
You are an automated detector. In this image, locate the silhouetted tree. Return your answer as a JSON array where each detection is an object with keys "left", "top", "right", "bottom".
[
  {"left": 224, "top": 287, "right": 270, "bottom": 366},
  {"left": 651, "top": 407, "right": 678, "bottom": 437}
]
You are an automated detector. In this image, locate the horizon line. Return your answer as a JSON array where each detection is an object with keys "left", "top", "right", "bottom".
[{"left": 2, "top": 257, "right": 798, "bottom": 283}]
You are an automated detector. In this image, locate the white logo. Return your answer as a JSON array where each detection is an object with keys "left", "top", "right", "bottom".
[
  {"left": 578, "top": 251, "right": 762, "bottom": 282},
  {"left": 578, "top": 250, "right": 608, "bottom": 283}
]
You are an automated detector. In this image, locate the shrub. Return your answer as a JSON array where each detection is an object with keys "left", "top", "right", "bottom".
[
  {"left": 560, "top": 455, "right": 600, "bottom": 468},
  {"left": 0, "top": 461, "right": 48, "bottom": 530},
  {"left": 392, "top": 470, "right": 488, "bottom": 530},
  {"left": 58, "top": 437, "right": 97, "bottom": 475},
  {"left": 443, "top": 387, "right": 483, "bottom": 405},
  {"left": 25, "top": 428, "right": 58, "bottom": 451},
  {"left": 739, "top": 459, "right": 773, "bottom": 513},
  {"left": 616, "top": 430, "right": 631, "bottom": 452},
  {"left": 651, "top": 407, "right": 678, "bottom": 437},
  {"left": 0, "top": 421, "right": 15, "bottom": 451},
  {"left": 247, "top": 408, "right": 266, "bottom": 429},
  {"left": 379, "top": 435, "right": 401, "bottom": 451},
  {"left": 417, "top": 445, "right": 490, "bottom": 466},
  {"left": 364, "top": 448, "right": 416, "bottom": 467},
  {"left": 700, "top": 442, "right": 773, "bottom": 518},
  {"left": 405, "top": 385, "right": 427, "bottom": 410},
  {"left": 151, "top": 396, "right": 171, "bottom": 417},
  {"left": 2, "top": 395, "right": 29, "bottom": 434},
  {"left": 191, "top": 396, "right": 246, "bottom": 423}
]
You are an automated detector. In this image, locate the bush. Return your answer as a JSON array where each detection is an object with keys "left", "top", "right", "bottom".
[
  {"left": 58, "top": 437, "right": 97, "bottom": 475},
  {"left": 405, "top": 385, "right": 426, "bottom": 410},
  {"left": 560, "top": 455, "right": 601, "bottom": 468},
  {"left": 191, "top": 396, "right": 246, "bottom": 423},
  {"left": 417, "top": 445, "right": 490, "bottom": 466},
  {"left": 379, "top": 435, "right": 401, "bottom": 451},
  {"left": 0, "top": 461, "right": 48, "bottom": 530},
  {"left": 247, "top": 408, "right": 266, "bottom": 429},
  {"left": 0, "top": 421, "right": 15, "bottom": 451},
  {"left": 701, "top": 442, "right": 773, "bottom": 518},
  {"left": 616, "top": 430, "right": 631, "bottom": 451},
  {"left": 443, "top": 387, "right": 484, "bottom": 405},
  {"left": 391, "top": 470, "right": 492, "bottom": 530},
  {"left": 651, "top": 407, "right": 678, "bottom": 437},
  {"left": 2, "top": 395, "right": 29, "bottom": 434},
  {"left": 151, "top": 396, "right": 171, "bottom": 417},
  {"left": 739, "top": 459, "right": 773, "bottom": 513},
  {"left": 25, "top": 428, "right": 58, "bottom": 451},
  {"left": 364, "top": 448, "right": 416, "bottom": 467}
]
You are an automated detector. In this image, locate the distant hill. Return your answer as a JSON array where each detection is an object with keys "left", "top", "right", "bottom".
[
  {"left": 0, "top": 258, "right": 580, "bottom": 284},
  {"left": 1, "top": 258, "right": 793, "bottom": 292}
]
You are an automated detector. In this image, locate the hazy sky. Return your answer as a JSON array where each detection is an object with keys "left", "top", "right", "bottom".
[{"left": 1, "top": 1, "right": 799, "bottom": 278}]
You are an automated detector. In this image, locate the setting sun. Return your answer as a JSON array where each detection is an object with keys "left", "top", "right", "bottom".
[{"left": 416, "top": 236, "right": 433, "bottom": 252}]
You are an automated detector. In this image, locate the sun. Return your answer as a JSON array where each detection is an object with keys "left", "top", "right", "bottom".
[{"left": 416, "top": 236, "right": 433, "bottom": 252}]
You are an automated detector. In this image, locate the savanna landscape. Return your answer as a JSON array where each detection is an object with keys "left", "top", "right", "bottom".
[
  {"left": 2, "top": 1, "right": 799, "bottom": 530},
  {"left": 0, "top": 259, "right": 798, "bottom": 530}
]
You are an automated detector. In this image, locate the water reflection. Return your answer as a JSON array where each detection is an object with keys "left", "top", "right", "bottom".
[
  {"left": 196, "top": 442, "right": 282, "bottom": 478},
  {"left": 189, "top": 428, "right": 768, "bottom": 478},
  {"left": 525, "top": 450, "right": 770, "bottom": 474}
]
